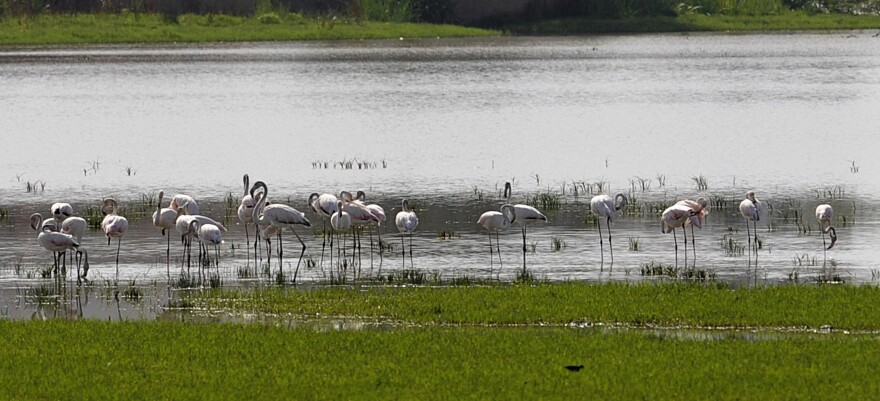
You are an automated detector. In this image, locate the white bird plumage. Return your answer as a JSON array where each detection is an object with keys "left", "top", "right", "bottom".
[
  {"left": 661, "top": 202, "right": 701, "bottom": 267},
  {"left": 477, "top": 204, "right": 515, "bottom": 273},
  {"left": 739, "top": 191, "right": 763, "bottom": 260},
  {"left": 153, "top": 191, "right": 178, "bottom": 267},
  {"left": 100, "top": 198, "right": 129, "bottom": 277},
  {"left": 590, "top": 192, "right": 627, "bottom": 269},
  {"left": 169, "top": 194, "right": 199, "bottom": 216},
  {"left": 308, "top": 192, "right": 338, "bottom": 269},
  {"left": 816, "top": 204, "right": 837, "bottom": 256},
  {"left": 504, "top": 183, "right": 547, "bottom": 271},
  {"left": 251, "top": 181, "right": 311, "bottom": 281},
  {"left": 395, "top": 199, "right": 418, "bottom": 268},
  {"left": 237, "top": 174, "right": 257, "bottom": 264}
]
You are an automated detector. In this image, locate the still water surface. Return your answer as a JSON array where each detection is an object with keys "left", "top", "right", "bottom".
[{"left": 1, "top": 33, "right": 879, "bottom": 319}]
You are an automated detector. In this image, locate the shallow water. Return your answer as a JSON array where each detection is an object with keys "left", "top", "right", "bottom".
[{"left": 1, "top": 33, "right": 879, "bottom": 306}]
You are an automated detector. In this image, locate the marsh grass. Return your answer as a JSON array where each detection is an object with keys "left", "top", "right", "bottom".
[
  {"left": 721, "top": 234, "right": 745, "bottom": 256},
  {"left": 550, "top": 236, "right": 567, "bottom": 251},
  {"left": 525, "top": 191, "right": 562, "bottom": 211},
  {"left": 437, "top": 229, "right": 458, "bottom": 240},
  {"left": 627, "top": 236, "right": 641, "bottom": 251},
  {"left": 691, "top": 174, "right": 708, "bottom": 191},
  {"left": 3, "top": 319, "right": 880, "bottom": 400}
]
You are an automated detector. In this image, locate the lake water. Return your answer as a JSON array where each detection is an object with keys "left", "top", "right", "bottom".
[{"left": 1, "top": 32, "right": 879, "bottom": 318}]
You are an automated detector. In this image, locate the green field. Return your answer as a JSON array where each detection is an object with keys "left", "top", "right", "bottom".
[
  {"left": 0, "top": 12, "right": 499, "bottom": 45},
  {"left": 1, "top": 319, "right": 878, "bottom": 400},
  {"left": 3, "top": 282, "right": 880, "bottom": 399}
]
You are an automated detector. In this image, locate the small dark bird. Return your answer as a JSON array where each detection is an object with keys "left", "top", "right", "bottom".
[{"left": 564, "top": 365, "right": 584, "bottom": 372}]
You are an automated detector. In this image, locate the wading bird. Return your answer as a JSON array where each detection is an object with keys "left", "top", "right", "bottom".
[
  {"left": 661, "top": 203, "right": 701, "bottom": 268},
  {"left": 739, "top": 191, "right": 763, "bottom": 260},
  {"left": 395, "top": 199, "right": 419, "bottom": 269},
  {"left": 816, "top": 204, "right": 837, "bottom": 260},
  {"left": 477, "top": 204, "right": 515, "bottom": 274},
  {"left": 61, "top": 215, "right": 87, "bottom": 268},
  {"left": 51, "top": 202, "right": 73, "bottom": 224},
  {"left": 355, "top": 190, "right": 387, "bottom": 273},
  {"left": 504, "top": 182, "right": 547, "bottom": 273},
  {"left": 675, "top": 197, "right": 709, "bottom": 264},
  {"left": 250, "top": 181, "right": 311, "bottom": 282},
  {"left": 31, "top": 213, "right": 76, "bottom": 276},
  {"left": 308, "top": 192, "right": 339, "bottom": 269},
  {"left": 175, "top": 208, "right": 227, "bottom": 270},
  {"left": 338, "top": 191, "right": 380, "bottom": 273},
  {"left": 153, "top": 191, "right": 178, "bottom": 269},
  {"left": 237, "top": 174, "right": 257, "bottom": 264},
  {"left": 101, "top": 198, "right": 129, "bottom": 278},
  {"left": 590, "top": 192, "right": 627, "bottom": 269},
  {"left": 189, "top": 220, "right": 222, "bottom": 278},
  {"left": 330, "top": 199, "right": 352, "bottom": 274},
  {"left": 169, "top": 193, "right": 199, "bottom": 215}
]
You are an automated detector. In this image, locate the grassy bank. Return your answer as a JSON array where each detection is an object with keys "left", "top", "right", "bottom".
[
  {"left": 189, "top": 282, "right": 880, "bottom": 330},
  {"left": 1, "top": 320, "right": 879, "bottom": 400},
  {"left": 506, "top": 13, "right": 880, "bottom": 34},
  {"left": 0, "top": 12, "right": 498, "bottom": 45}
]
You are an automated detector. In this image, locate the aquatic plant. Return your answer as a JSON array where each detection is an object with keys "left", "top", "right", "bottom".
[
  {"left": 627, "top": 237, "right": 641, "bottom": 251},
  {"left": 550, "top": 237, "right": 566, "bottom": 251},
  {"left": 691, "top": 174, "right": 708, "bottom": 191}
]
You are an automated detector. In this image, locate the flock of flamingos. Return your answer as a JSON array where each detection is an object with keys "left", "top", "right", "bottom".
[{"left": 26, "top": 174, "right": 840, "bottom": 283}]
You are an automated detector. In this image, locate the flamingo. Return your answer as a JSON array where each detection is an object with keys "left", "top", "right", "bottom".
[
  {"left": 30, "top": 213, "right": 77, "bottom": 276},
  {"left": 739, "top": 191, "right": 763, "bottom": 260},
  {"left": 308, "top": 192, "right": 338, "bottom": 269},
  {"left": 477, "top": 204, "right": 515, "bottom": 274},
  {"left": 330, "top": 200, "right": 352, "bottom": 275},
  {"left": 395, "top": 199, "right": 419, "bottom": 269},
  {"left": 675, "top": 197, "right": 709, "bottom": 264},
  {"left": 101, "top": 198, "right": 129, "bottom": 278},
  {"left": 339, "top": 191, "right": 380, "bottom": 273},
  {"left": 250, "top": 181, "right": 311, "bottom": 282},
  {"left": 590, "top": 192, "right": 627, "bottom": 269},
  {"left": 661, "top": 203, "right": 701, "bottom": 268},
  {"left": 175, "top": 210, "right": 226, "bottom": 270},
  {"left": 153, "top": 191, "right": 178, "bottom": 269},
  {"left": 237, "top": 174, "right": 257, "bottom": 264},
  {"left": 503, "top": 182, "right": 547, "bottom": 273},
  {"left": 169, "top": 194, "right": 199, "bottom": 215},
  {"left": 61, "top": 216, "right": 87, "bottom": 268},
  {"left": 816, "top": 204, "right": 837, "bottom": 261},
  {"left": 189, "top": 220, "right": 222, "bottom": 278},
  {"left": 51, "top": 202, "right": 73, "bottom": 224},
  {"left": 355, "top": 190, "right": 387, "bottom": 273}
]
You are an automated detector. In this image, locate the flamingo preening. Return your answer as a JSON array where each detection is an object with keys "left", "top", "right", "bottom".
[
  {"left": 355, "top": 190, "right": 387, "bottom": 273},
  {"left": 394, "top": 199, "right": 419, "bottom": 269},
  {"left": 816, "top": 204, "right": 837, "bottom": 262},
  {"left": 51, "top": 202, "right": 73, "bottom": 224},
  {"left": 100, "top": 198, "right": 129, "bottom": 279},
  {"left": 477, "top": 204, "right": 515, "bottom": 275},
  {"left": 174, "top": 206, "right": 226, "bottom": 270},
  {"left": 675, "top": 197, "right": 709, "bottom": 264},
  {"left": 30, "top": 213, "right": 75, "bottom": 277},
  {"left": 661, "top": 203, "right": 701, "bottom": 268},
  {"left": 250, "top": 181, "right": 311, "bottom": 282},
  {"left": 503, "top": 182, "right": 547, "bottom": 273},
  {"left": 589, "top": 192, "right": 627, "bottom": 270},
  {"left": 338, "top": 191, "right": 380, "bottom": 274},
  {"left": 169, "top": 194, "right": 199, "bottom": 216}
]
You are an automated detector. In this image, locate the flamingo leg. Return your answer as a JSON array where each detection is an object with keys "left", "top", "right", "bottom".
[
  {"left": 244, "top": 222, "right": 251, "bottom": 266},
  {"left": 521, "top": 225, "right": 527, "bottom": 274},
  {"left": 683, "top": 224, "right": 689, "bottom": 269},
  {"left": 401, "top": 234, "right": 406, "bottom": 269},
  {"left": 607, "top": 216, "right": 614, "bottom": 270},
  {"left": 745, "top": 218, "right": 752, "bottom": 265},
  {"left": 320, "top": 220, "right": 327, "bottom": 270},
  {"left": 288, "top": 228, "right": 306, "bottom": 284},
  {"left": 115, "top": 237, "right": 121, "bottom": 281},
  {"left": 496, "top": 229, "right": 502, "bottom": 274},
  {"left": 673, "top": 227, "right": 679, "bottom": 269},
  {"left": 822, "top": 231, "right": 827, "bottom": 264},
  {"left": 487, "top": 231, "right": 494, "bottom": 275},
  {"left": 166, "top": 231, "right": 171, "bottom": 278},
  {"left": 597, "top": 220, "right": 604, "bottom": 270},
  {"left": 409, "top": 233, "right": 414, "bottom": 269},
  {"left": 690, "top": 224, "right": 697, "bottom": 266},
  {"left": 276, "top": 231, "right": 284, "bottom": 279}
]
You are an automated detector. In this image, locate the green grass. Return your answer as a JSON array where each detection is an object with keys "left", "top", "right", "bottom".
[
  {"left": 0, "top": 12, "right": 499, "bottom": 46},
  {"left": 507, "top": 13, "right": 880, "bottom": 34},
  {"left": 1, "top": 320, "right": 879, "bottom": 400},
  {"left": 189, "top": 282, "right": 880, "bottom": 329}
]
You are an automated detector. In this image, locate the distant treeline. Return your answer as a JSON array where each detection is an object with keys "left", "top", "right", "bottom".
[{"left": 1, "top": 0, "right": 878, "bottom": 24}]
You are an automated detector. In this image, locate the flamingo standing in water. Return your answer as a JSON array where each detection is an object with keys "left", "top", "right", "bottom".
[
  {"left": 61, "top": 216, "right": 87, "bottom": 268},
  {"left": 503, "top": 182, "right": 547, "bottom": 273},
  {"left": 816, "top": 204, "right": 838, "bottom": 262},
  {"left": 175, "top": 209, "right": 226, "bottom": 270},
  {"left": 675, "top": 197, "right": 709, "bottom": 264},
  {"left": 308, "top": 192, "right": 338, "bottom": 269},
  {"left": 739, "top": 191, "right": 763, "bottom": 261},
  {"left": 330, "top": 200, "right": 352, "bottom": 276},
  {"left": 477, "top": 204, "right": 515, "bottom": 275},
  {"left": 338, "top": 191, "right": 380, "bottom": 274},
  {"left": 661, "top": 203, "right": 701, "bottom": 268},
  {"left": 188, "top": 220, "right": 223, "bottom": 280},
  {"left": 395, "top": 199, "right": 419, "bottom": 269},
  {"left": 237, "top": 174, "right": 257, "bottom": 264},
  {"left": 250, "top": 181, "right": 311, "bottom": 282},
  {"left": 101, "top": 198, "right": 129, "bottom": 278},
  {"left": 590, "top": 192, "right": 627, "bottom": 270},
  {"left": 30, "top": 213, "right": 75, "bottom": 276},
  {"left": 169, "top": 194, "right": 199, "bottom": 215},
  {"left": 51, "top": 202, "right": 73, "bottom": 224},
  {"left": 355, "top": 190, "right": 387, "bottom": 273},
  {"left": 153, "top": 191, "right": 178, "bottom": 270}
]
